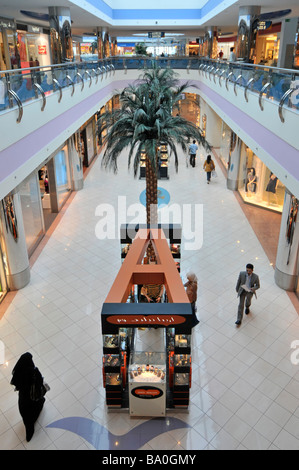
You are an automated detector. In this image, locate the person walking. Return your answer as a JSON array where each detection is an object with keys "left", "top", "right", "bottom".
[
  {"left": 184, "top": 272, "right": 200, "bottom": 327},
  {"left": 10, "top": 352, "right": 47, "bottom": 442},
  {"left": 203, "top": 155, "right": 215, "bottom": 184},
  {"left": 235, "top": 263, "right": 260, "bottom": 326},
  {"left": 188, "top": 140, "right": 198, "bottom": 168}
]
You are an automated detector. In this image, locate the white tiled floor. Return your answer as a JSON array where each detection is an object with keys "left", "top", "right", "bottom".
[{"left": 0, "top": 145, "right": 298, "bottom": 450}]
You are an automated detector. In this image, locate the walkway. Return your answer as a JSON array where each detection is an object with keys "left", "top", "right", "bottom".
[{"left": 0, "top": 137, "right": 298, "bottom": 450}]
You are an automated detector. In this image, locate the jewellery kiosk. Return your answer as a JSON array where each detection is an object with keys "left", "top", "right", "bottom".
[{"left": 101, "top": 226, "right": 193, "bottom": 416}]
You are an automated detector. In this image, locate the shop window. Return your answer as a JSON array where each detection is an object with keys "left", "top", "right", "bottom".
[
  {"left": 54, "top": 146, "right": 71, "bottom": 209},
  {"left": 238, "top": 146, "right": 285, "bottom": 213},
  {"left": 19, "top": 171, "right": 44, "bottom": 256}
]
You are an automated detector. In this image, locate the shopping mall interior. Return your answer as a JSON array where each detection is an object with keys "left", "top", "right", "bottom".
[{"left": 0, "top": 0, "right": 299, "bottom": 451}]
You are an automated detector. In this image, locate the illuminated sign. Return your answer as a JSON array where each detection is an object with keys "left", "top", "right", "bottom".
[
  {"left": 131, "top": 387, "right": 164, "bottom": 399},
  {"left": 107, "top": 315, "right": 186, "bottom": 326},
  {"left": 257, "top": 21, "right": 272, "bottom": 30}
]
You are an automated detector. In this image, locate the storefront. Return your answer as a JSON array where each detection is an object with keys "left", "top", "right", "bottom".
[
  {"left": 80, "top": 117, "right": 97, "bottom": 168},
  {"left": 16, "top": 24, "right": 51, "bottom": 69},
  {"left": 238, "top": 146, "right": 285, "bottom": 213},
  {"left": 19, "top": 170, "right": 45, "bottom": 257},
  {"left": 0, "top": 17, "right": 20, "bottom": 70},
  {"left": 254, "top": 23, "right": 281, "bottom": 66}
]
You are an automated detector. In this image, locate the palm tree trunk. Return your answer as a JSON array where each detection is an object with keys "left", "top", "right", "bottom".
[
  {"left": 145, "top": 155, "right": 158, "bottom": 259},
  {"left": 145, "top": 155, "right": 158, "bottom": 225}
]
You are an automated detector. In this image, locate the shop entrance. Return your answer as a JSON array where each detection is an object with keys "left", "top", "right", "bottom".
[{"left": 38, "top": 164, "right": 56, "bottom": 232}]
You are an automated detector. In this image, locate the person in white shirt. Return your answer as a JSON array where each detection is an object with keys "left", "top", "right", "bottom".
[
  {"left": 229, "top": 47, "right": 237, "bottom": 62},
  {"left": 188, "top": 140, "right": 198, "bottom": 168}
]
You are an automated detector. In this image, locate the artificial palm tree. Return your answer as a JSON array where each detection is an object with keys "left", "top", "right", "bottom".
[{"left": 98, "top": 63, "right": 211, "bottom": 228}]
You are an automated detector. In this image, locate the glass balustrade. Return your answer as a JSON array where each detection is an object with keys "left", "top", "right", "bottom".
[{"left": 0, "top": 56, "right": 298, "bottom": 123}]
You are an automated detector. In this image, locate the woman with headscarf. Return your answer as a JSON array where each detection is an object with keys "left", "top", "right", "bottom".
[
  {"left": 184, "top": 272, "right": 200, "bottom": 327},
  {"left": 10, "top": 352, "right": 46, "bottom": 442}
]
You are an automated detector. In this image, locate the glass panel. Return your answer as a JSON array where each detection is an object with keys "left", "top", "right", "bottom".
[
  {"left": 19, "top": 171, "right": 44, "bottom": 255},
  {"left": 175, "top": 334, "right": 191, "bottom": 349},
  {"left": 54, "top": 145, "right": 71, "bottom": 209}
]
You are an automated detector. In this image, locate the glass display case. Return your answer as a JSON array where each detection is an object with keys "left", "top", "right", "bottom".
[
  {"left": 158, "top": 143, "right": 169, "bottom": 179},
  {"left": 174, "top": 354, "right": 191, "bottom": 368},
  {"left": 129, "top": 351, "right": 166, "bottom": 383},
  {"left": 139, "top": 150, "right": 146, "bottom": 179},
  {"left": 103, "top": 334, "right": 119, "bottom": 351},
  {"left": 129, "top": 351, "right": 167, "bottom": 416},
  {"left": 174, "top": 373, "right": 190, "bottom": 387},
  {"left": 175, "top": 334, "right": 191, "bottom": 351},
  {"left": 103, "top": 354, "right": 120, "bottom": 368},
  {"left": 121, "top": 243, "right": 131, "bottom": 260},
  {"left": 106, "top": 373, "right": 122, "bottom": 387}
]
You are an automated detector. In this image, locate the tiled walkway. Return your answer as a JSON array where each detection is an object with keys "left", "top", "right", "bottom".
[{"left": 0, "top": 140, "right": 299, "bottom": 450}]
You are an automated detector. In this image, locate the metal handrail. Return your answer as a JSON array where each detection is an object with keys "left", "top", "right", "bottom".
[
  {"left": 53, "top": 78, "right": 62, "bottom": 103},
  {"left": 219, "top": 69, "right": 226, "bottom": 87},
  {"left": 259, "top": 82, "right": 272, "bottom": 110},
  {"left": 34, "top": 83, "right": 46, "bottom": 111},
  {"left": 66, "top": 74, "right": 75, "bottom": 96},
  {"left": 1, "top": 56, "right": 298, "bottom": 124},
  {"left": 84, "top": 70, "right": 92, "bottom": 87},
  {"left": 8, "top": 89, "right": 23, "bottom": 123},
  {"left": 213, "top": 68, "right": 220, "bottom": 84},
  {"left": 279, "top": 88, "right": 296, "bottom": 123},
  {"left": 76, "top": 72, "right": 84, "bottom": 91},
  {"left": 225, "top": 72, "right": 234, "bottom": 91},
  {"left": 244, "top": 77, "right": 257, "bottom": 102},
  {"left": 234, "top": 74, "right": 243, "bottom": 96}
]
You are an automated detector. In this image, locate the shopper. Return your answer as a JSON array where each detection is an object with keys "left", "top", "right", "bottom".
[
  {"left": 188, "top": 140, "right": 198, "bottom": 168},
  {"left": 229, "top": 47, "right": 237, "bottom": 62},
  {"left": 235, "top": 264, "right": 260, "bottom": 326},
  {"left": 184, "top": 272, "right": 200, "bottom": 327},
  {"left": 203, "top": 155, "right": 215, "bottom": 184},
  {"left": 10, "top": 352, "right": 47, "bottom": 442}
]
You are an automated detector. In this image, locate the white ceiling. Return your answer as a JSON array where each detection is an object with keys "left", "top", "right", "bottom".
[{"left": 0, "top": 0, "right": 298, "bottom": 38}]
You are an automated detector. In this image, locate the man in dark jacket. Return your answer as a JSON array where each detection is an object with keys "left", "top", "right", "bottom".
[{"left": 235, "top": 264, "right": 260, "bottom": 326}]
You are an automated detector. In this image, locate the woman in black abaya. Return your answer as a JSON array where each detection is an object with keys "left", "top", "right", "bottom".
[{"left": 10, "top": 352, "right": 45, "bottom": 442}]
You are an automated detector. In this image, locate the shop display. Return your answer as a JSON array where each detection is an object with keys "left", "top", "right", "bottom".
[
  {"left": 238, "top": 147, "right": 285, "bottom": 213},
  {"left": 101, "top": 226, "right": 192, "bottom": 414},
  {"left": 174, "top": 373, "right": 190, "bottom": 386},
  {"left": 175, "top": 334, "right": 191, "bottom": 351},
  {"left": 129, "top": 351, "right": 167, "bottom": 416},
  {"left": 139, "top": 144, "right": 169, "bottom": 180}
]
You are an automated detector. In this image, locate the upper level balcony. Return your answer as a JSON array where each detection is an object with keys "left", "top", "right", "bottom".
[{"left": 0, "top": 56, "right": 298, "bottom": 200}]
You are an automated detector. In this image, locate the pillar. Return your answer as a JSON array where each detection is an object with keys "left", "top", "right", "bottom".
[
  {"left": 0, "top": 193, "right": 30, "bottom": 290},
  {"left": 203, "top": 27, "right": 217, "bottom": 58},
  {"left": 227, "top": 133, "right": 243, "bottom": 191},
  {"left": 111, "top": 37, "right": 118, "bottom": 56},
  {"left": 274, "top": 192, "right": 299, "bottom": 291},
  {"left": 48, "top": 6, "right": 73, "bottom": 64},
  {"left": 236, "top": 5, "right": 261, "bottom": 62},
  {"left": 277, "top": 17, "right": 298, "bottom": 69}
]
